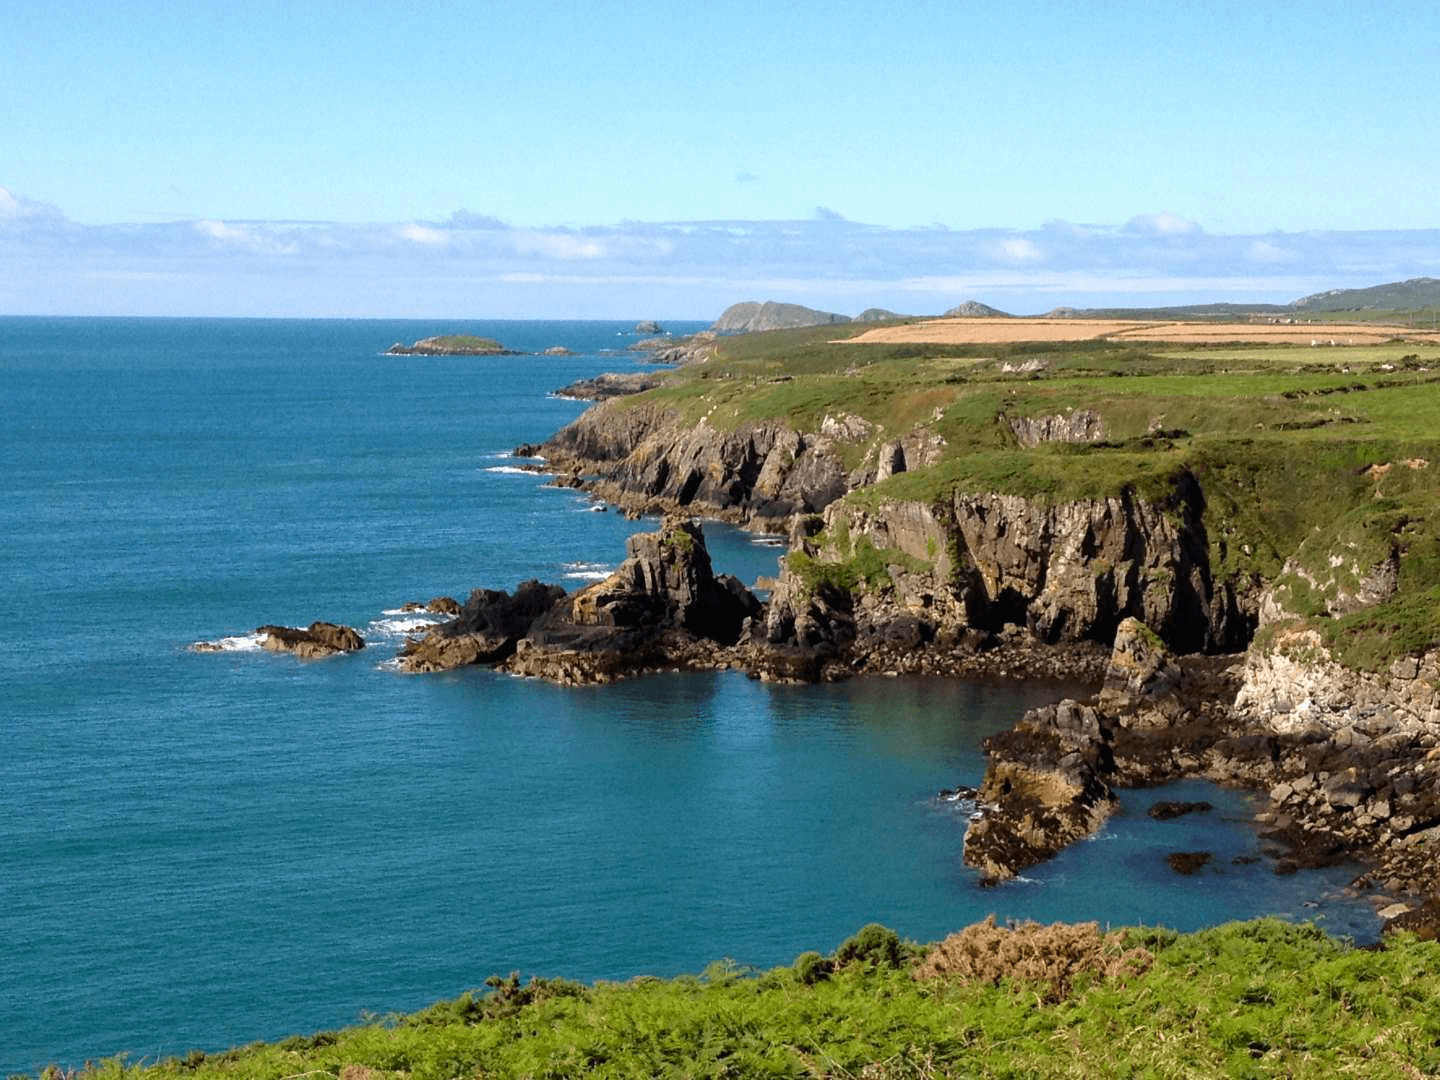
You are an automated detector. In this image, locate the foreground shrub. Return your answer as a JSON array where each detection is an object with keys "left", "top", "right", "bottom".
[
  {"left": 915, "top": 915, "right": 1154, "bottom": 1001},
  {"left": 834, "top": 923, "right": 907, "bottom": 970}
]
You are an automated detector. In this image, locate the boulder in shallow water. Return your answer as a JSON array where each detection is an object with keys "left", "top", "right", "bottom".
[{"left": 257, "top": 621, "right": 364, "bottom": 659}]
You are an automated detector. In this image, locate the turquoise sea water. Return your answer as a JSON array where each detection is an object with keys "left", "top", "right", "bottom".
[{"left": 0, "top": 318, "right": 1380, "bottom": 1074}]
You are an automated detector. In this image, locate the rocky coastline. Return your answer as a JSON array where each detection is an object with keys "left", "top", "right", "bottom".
[
  {"left": 489, "top": 390, "right": 1440, "bottom": 917},
  {"left": 213, "top": 351, "right": 1440, "bottom": 924}
]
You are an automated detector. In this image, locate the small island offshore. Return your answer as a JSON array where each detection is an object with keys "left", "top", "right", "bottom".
[
  {"left": 385, "top": 334, "right": 514, "bottom": 355},
  {"left": 168, "top": 281, "right": 1440, "bottom": 1079}
]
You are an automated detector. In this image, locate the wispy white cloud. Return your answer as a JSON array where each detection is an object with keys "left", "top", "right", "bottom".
[
  {"left": 511, "top": 230, "right": 608, "bottom": 260},
  {"left": 1125, "top": 212, "right": 1202, "bottom": 237},
  {"left": 396, "top": 223, "right": 450, "bottom": 247},
  {"left": 0, "top": 186, "right": 64, "bottom": 224},
  {"left": 988, "top": 236, "right": 1045, "bottom": 264},
  {"left": 1246, "top": 238, "right": 1294, "bottom": 263},
  {"left": 193, "top": 219, "right": 299, "bottom": 254}
]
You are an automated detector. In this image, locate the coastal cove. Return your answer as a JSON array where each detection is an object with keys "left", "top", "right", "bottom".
[{"left": 0, "top": 318, "right": 1386, "bottom": 1076}]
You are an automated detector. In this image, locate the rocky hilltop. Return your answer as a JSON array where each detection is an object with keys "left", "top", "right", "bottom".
[
  {"left": 944, "top": 300, "right": 1012, "bottom": 317},
  {"left": 711, "top": 301, "right": 851, "bottom": 333}
]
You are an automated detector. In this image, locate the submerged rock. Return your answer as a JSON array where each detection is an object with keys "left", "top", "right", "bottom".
[{"left": 1166, "top": 851, "right": 1213, "bottom": 875}]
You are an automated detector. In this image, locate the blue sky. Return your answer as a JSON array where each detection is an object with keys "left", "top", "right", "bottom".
[{"left": 3, "top": 0, "right": 1438, "bottom": 318}]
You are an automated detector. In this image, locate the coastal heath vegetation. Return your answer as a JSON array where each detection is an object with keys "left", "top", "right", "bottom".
[{"left": 47, "top": 919, "right": 1440, "bottom": 1079}]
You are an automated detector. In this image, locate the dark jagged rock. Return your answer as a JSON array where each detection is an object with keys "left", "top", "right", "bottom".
[
  {"left": 257, "top": 621, "right": 364, "bottom": 659},
  {"left": 398, "top": 581, "right": 565, "bottom": 672},
  {"left": 551, "top": 372, "right": 663, "bottom": 402},
  {"left": 398, "top": 518, "right": 761, "bottom": 685},
  {"left": 398, "top": 597, "right": 462, "bottom": 615},
  {"left": 509, "top": 517, "right": 762, "bottom": 684},
  {"left": 540, "top": 405, "right": 850, "bottom": 531},
  {"left": 634, "top": 320, "right": 664, "bottom": 335}
]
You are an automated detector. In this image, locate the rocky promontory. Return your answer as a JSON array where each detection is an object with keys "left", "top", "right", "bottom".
[
  {"left": 551, "top": 371, "right": 665, "bottom": 401},
  {"left": 398, "top": 517, "right": 761, "bottom": 685}
]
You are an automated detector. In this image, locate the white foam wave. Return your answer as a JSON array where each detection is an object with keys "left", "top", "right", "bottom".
[
  {"left": 484, "top": 465, "right": 537, "bottom": 475},
  {"left": 562, "top": 560, "right": 613, "bottom": 581},
  {"left": 192, "top": 633, "right": 265, "bottom": 653},
  {"left": 368, "top": 614, "right": 446, "bottom": 639},
  {"left": 751, "top": 535, "right": 786, "bottom": 547}
]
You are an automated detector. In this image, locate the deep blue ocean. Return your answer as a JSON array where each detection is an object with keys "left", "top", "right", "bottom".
[{"left": 0, "top": 317, "right": 1380, "bottom": 1074}]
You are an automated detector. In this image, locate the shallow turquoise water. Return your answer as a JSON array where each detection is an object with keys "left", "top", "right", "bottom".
[{"left": 0, "top": 318, "right": 1379, "bottom": 1074}]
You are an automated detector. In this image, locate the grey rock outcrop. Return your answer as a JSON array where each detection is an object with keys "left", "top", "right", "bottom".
[
  {"left": 541, "top": 408, "right": 850, "bottom": 530},
  {"left": 633, "top": 332, "right": 717, "bottom": 365},
  {"left": 944, "top": 301, "right": 1012, "bottom": 318},
  {"left": 1006, "top": 409, "right": 1105, "bottom": 448}
]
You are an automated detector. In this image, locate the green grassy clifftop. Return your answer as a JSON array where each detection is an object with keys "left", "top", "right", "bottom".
[
  {"left": 66, "top": 919, "right": 1440, "bottom": 1079},
  {"left": 564, "top": 323, "right": 1440, "bottom": 669}
]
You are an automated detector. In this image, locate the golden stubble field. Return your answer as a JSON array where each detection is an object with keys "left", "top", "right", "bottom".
[{"left": 843, "top": 317, "right": 1440, "bottom": 347}]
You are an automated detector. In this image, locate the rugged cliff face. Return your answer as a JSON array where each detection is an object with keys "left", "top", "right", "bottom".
[
  {"left": 537, "top": 397, "right": 1270, "bottom": 666},
  {"left": 758, "top": 473, "right": 1245, "bottom": 679},
  {"left": 541, "top": 404, "right": 851, "bottom": 529}
]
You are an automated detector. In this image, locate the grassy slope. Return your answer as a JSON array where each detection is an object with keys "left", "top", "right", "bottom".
[
  {"left": 617, "top": 328, "right": 1440, "bottom": 668},
  {"left": 81, "top": 921, "right": 1440, "bottom": 1079}
]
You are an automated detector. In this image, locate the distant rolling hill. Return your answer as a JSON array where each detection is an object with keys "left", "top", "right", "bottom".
[{"left": 1291, "top": 277, "right": 1440, "bottom": 312}]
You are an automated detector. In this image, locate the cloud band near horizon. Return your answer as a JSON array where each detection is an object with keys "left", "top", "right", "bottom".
[{"left": 2, "top": 187, "right": 1437, "bottom": 319}]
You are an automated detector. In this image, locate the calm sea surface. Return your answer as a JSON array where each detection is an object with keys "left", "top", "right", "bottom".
[{"left": 0, "top": 317, "right": 1380, "bottom": 1073}]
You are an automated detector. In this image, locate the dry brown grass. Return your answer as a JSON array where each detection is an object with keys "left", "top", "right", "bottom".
[
  {"left": 842, "top": 317, "right": 1440, "bottom": 348},
  {"left": 914, "top": 916, "right": 1154, "bottom": 1002}
]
